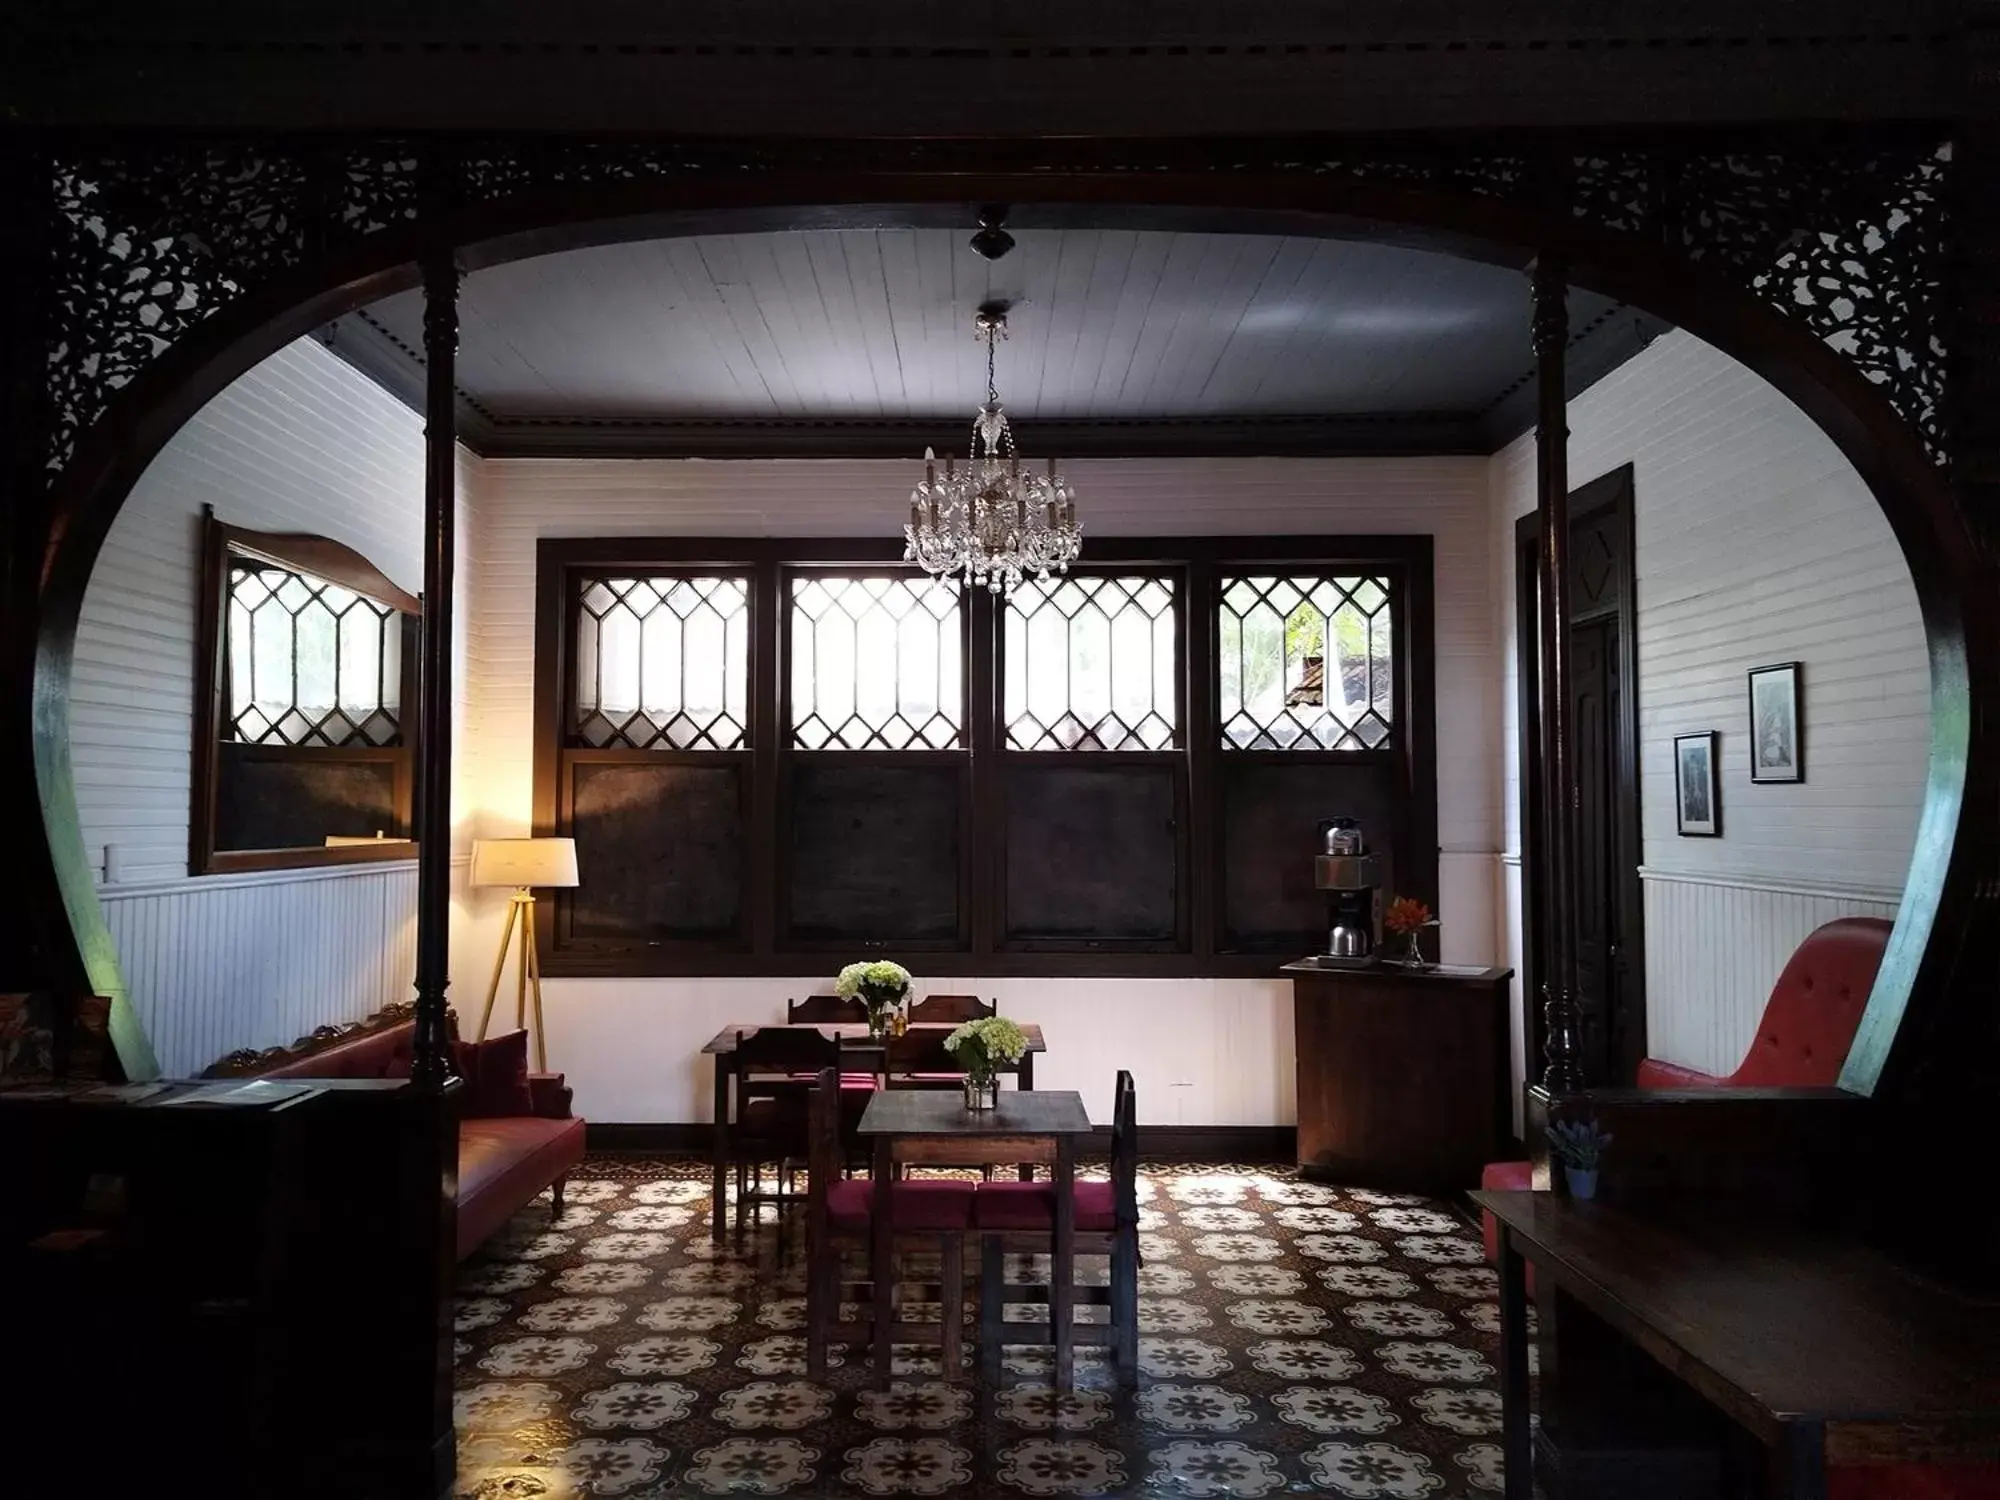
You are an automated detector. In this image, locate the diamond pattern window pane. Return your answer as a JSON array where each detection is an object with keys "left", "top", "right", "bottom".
[
  {"left": 225, "top": 562, "right": 403, "bottom": 747},
  {"left": 1218, "top": 574, "right": 1396, "bottom": 750},
  {"left": 573, "top": 576, "right": 749, "bottom": 750},
  {"left": 1004, "top": 576, "right": 1179, "bottom": 750},
  {"left": 789, "top": 576, "right": 962, "bottom": 750}
]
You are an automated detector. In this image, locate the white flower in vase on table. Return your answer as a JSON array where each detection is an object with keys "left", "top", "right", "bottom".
[
  {"left": 943, "top": 1015, "right": 1030, "bottom": 1110},
  {"left": 835, "top": 960, "right": 913, "bottom": 1037}
]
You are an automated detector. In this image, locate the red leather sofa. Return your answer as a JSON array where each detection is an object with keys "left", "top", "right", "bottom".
[
  {"left": 256, "top": 1017, "right": 586, "bottom": 1260},
  {"left": 1480, "top": 915, "right": 1893, "bottom": 1254}
]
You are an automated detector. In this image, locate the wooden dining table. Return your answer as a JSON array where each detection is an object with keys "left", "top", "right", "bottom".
[
  {"left": 697, "top": 1019, "right": 1048, "bottom": 1242},
  {"left": 856, "top": 1087, "right": 1095, "bottom": 1389}
]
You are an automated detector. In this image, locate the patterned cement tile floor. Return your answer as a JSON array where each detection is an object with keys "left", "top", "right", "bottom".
[{"left": 453, "top": 1158, "right": 1529, "bottom": 1499}]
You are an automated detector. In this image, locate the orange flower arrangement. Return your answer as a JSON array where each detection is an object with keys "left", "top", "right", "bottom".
[{"left": 1383, "top": 896, "right": 1434, "bottom": 937}]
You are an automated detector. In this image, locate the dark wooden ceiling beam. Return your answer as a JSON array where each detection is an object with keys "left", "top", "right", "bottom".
[
  {"left": 466, "top": 412, "right": 1491, "bottom": 460},
  {"left": 12, "top": 2, "right": 1972, "bottom": 132}
]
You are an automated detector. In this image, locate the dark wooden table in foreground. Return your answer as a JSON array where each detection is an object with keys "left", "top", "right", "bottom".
[
  {"left": 699, "top": 1020, "right": 1047, "bottom": 1241},
  {"left": 858, "top": 1089, "right": 1094, "bottom": 1390},
  {"left": 1474, "top": 1190, "right": 2000, "bottom": 1500}
]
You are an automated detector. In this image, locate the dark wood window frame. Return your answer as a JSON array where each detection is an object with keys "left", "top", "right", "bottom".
[
  {"left": 190, "top": 509, "right": 423, "bottom": 876},
  {"left": 531, "top": 535, "right": 1436, "bottom": 979},
  {"left": 995, "top": 563, "right": 1191, "bottom": 953}
]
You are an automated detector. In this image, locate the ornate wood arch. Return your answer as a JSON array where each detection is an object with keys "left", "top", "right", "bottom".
[{"left": 11, "top": 130, "right": 1990, "bottom": 1114}]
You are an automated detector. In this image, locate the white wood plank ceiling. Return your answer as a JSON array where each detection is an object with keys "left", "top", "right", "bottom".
[{"left": 332, "top": 227, "right": 1654, "bottom": 453}]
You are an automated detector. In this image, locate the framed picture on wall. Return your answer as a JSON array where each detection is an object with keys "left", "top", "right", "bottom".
[
  {"left": 1747, "top": 662, "right": 1804, "bottom": 783},
  {"left": 1674, "top": 731, "right": 1721, "bottom": 837}
]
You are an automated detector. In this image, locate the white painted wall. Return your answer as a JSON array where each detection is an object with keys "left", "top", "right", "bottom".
[
  {"left": 456, "top": 455, "right": 1500, "bottom": 1123},
  {"left": 72, "top": 336, "right": 436, "bottom": 1076},
  {"left": 1489, "top": 328, "right": 1926, "bottom": 1091}
]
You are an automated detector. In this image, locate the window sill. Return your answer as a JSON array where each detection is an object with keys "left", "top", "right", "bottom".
[
  {"left": 197, "top": 841, "right": 417, "bottom": 877},
  {"left": 536, "top": 949, "right": 1301, "bottom": 981}
]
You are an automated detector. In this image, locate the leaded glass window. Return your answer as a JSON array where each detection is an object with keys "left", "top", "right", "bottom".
[
  {"left": 1004, "top": 576, "right": 1178, "bottom": 750},
  {"left": 226, "top": 562, "right": 403, "bottom": 746},
  {"left": 1218, "top": 574, "right": 1395, "bottom": 749},
  {"left": 789, "top": 576, "right": 962, "bottom": 749},
  {"left": 573, "top": 576, "right": 750, "bottom": 750}
]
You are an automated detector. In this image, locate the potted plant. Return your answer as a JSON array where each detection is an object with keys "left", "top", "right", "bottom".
[
  {"left": 1545, "top": 1118, "right": 1612, "bottom": 1200},
  {"left": 1383, "top": 895, "right": 1440, "bottom": 968},
  {"left": 835, "top": 960, "right": 912, "bottom": 1040},
  {"left": 943, "top": 1015, "right": 1030, "bottom": 1112}
]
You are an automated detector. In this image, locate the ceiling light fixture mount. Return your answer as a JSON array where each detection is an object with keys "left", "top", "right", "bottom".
[
  {"left": 969, "top": 203, "right": 1016, "bottom": 262},
  {"left": 903, "top": 302, "right": 1082, "bottom": 595}
]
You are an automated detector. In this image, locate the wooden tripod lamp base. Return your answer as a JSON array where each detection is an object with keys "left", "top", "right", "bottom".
[{"left": 468, "top": 838, "right": 579, "bottom": 1073}]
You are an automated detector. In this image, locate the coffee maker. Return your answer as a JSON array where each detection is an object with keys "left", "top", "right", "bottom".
[{"left": 1315, "top": 817, "right": 1381, "bottom": 966}]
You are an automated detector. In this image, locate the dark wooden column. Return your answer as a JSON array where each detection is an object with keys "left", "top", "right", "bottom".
[
  {"left": 0, "top": 133, "right": 69, "bottom": 994},
  {"left": 1532, "top": 257, "right": 1585, "bottom": 1095},
  {"left": 410, "top": 244, "right": 462, "bottom": 1089}
]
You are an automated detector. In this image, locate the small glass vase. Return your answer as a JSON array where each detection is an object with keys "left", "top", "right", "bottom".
[
  {"left": 962, "top": 1075, "right": 999, "bottom": 1112},
  {"left": 1393, "top": 928, "right": 1435, "bottom": 970}
]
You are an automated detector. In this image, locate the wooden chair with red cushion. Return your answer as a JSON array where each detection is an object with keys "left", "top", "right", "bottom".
[
  {"left": 885, "top": 1025, "right": 968, "bottom": 1090},
  {"left": 803, "top": 1067, "right": 973, "bottom": 1381},
  {"left": 788, "top": 994, "right": 868, "bottom": 1025},
  {"left": 1479, "top": 916, "right": 1894, "bottom": 1260},
  {"left": 907, "top": 993, "right": 995, "bottom": 1023},
  {"left": 778, "top": 995, "right": 882, "bottom": 1170},
  {"left": 883, "top": 1028, "right": 1010, "bottom": 1181},
  {"left": 731, "top": 1026, "right": 841, "bottom": 1241},
  {"left": 972, "top": 1069, "right": 1141, "bottom": 1385}
]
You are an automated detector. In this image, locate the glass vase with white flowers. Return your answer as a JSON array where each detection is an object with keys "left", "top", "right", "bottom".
[
  {"left": 944, "top": 1015, "right": 1030, "bottom": 1112},
  {"left": 835, "top": 960, "right": 912, "bottom": 1039}
]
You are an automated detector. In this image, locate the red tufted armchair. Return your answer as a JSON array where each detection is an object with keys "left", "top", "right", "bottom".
[{"left": 1479, "top": 915, "right": 1893, "bottom": 1244}]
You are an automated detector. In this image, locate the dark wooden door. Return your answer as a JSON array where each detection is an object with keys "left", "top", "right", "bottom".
[
  {"left": 1568, "top": 613, "right": 1637, "bottom": 1084},
  {"left": 1517, "top": 465, "right": 1646, "bottom": 1087}
]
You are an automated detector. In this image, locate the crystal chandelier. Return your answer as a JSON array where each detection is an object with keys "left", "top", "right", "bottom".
[{"left": 904, "top": 303, "right": 1082, "bottom": 594}]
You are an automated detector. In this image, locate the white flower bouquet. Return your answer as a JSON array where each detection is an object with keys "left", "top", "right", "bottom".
[
  {"left": 943, "top": 1015, "right": 1030, "bottom": 1086},
  {"left": 835, "top": 960, "right": 912, "bottom": 1036}
]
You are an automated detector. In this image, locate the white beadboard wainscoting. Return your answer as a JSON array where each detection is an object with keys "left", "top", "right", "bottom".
[
  {"left": 527, "top": 974, "right": 1294, "bottom": 1127},
  {"left": 101, "top": 863, "right": 419, "bottom": 1078},
  {"left": 1638, "top": 866, "right": 1900, "bottom": 1079}
]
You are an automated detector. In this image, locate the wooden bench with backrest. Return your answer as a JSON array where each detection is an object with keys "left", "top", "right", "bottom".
[{"left": 1480, "top": 916, "right": 1892, "bottom": 1260}]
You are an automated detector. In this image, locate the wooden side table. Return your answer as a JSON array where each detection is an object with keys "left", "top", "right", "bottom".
[{"left": 1284, "top": 959, "right": 1513, "bottom": 1191}]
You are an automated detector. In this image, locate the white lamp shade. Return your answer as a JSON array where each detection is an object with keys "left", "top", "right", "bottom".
[{"left": 471, "top": 837, "right": 580, "bottom": 889}]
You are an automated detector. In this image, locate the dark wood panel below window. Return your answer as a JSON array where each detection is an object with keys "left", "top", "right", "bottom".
[
  {"left": 1003, "top": 760, "right": 1184, "bottom": 947},
  {"left": 214, "top": 745, "right": 404, "bottom": 852},
  {"left": 783, "top": 759, "right": 964, "bottom": 947},
  {"left": 563, "top": 758, "right": 746, "bottom": 946},
  {"left": 1220, "top": 757, "right": 1400, "bottom": 953}
]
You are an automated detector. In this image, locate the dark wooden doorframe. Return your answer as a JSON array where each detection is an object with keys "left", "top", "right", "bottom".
[{"left": 1516, "top": 463, "right": 1645, "bottom": 1086}]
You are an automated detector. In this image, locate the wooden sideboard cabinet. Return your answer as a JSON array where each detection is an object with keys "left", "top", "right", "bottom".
[{"left": 1284, "top": 958, "right": 1513, "bottom": 1191}]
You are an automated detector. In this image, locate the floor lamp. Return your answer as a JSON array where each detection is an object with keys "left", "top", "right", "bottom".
[{"left": 470, "top": 837, "right": 579, "bottom": 1072}]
